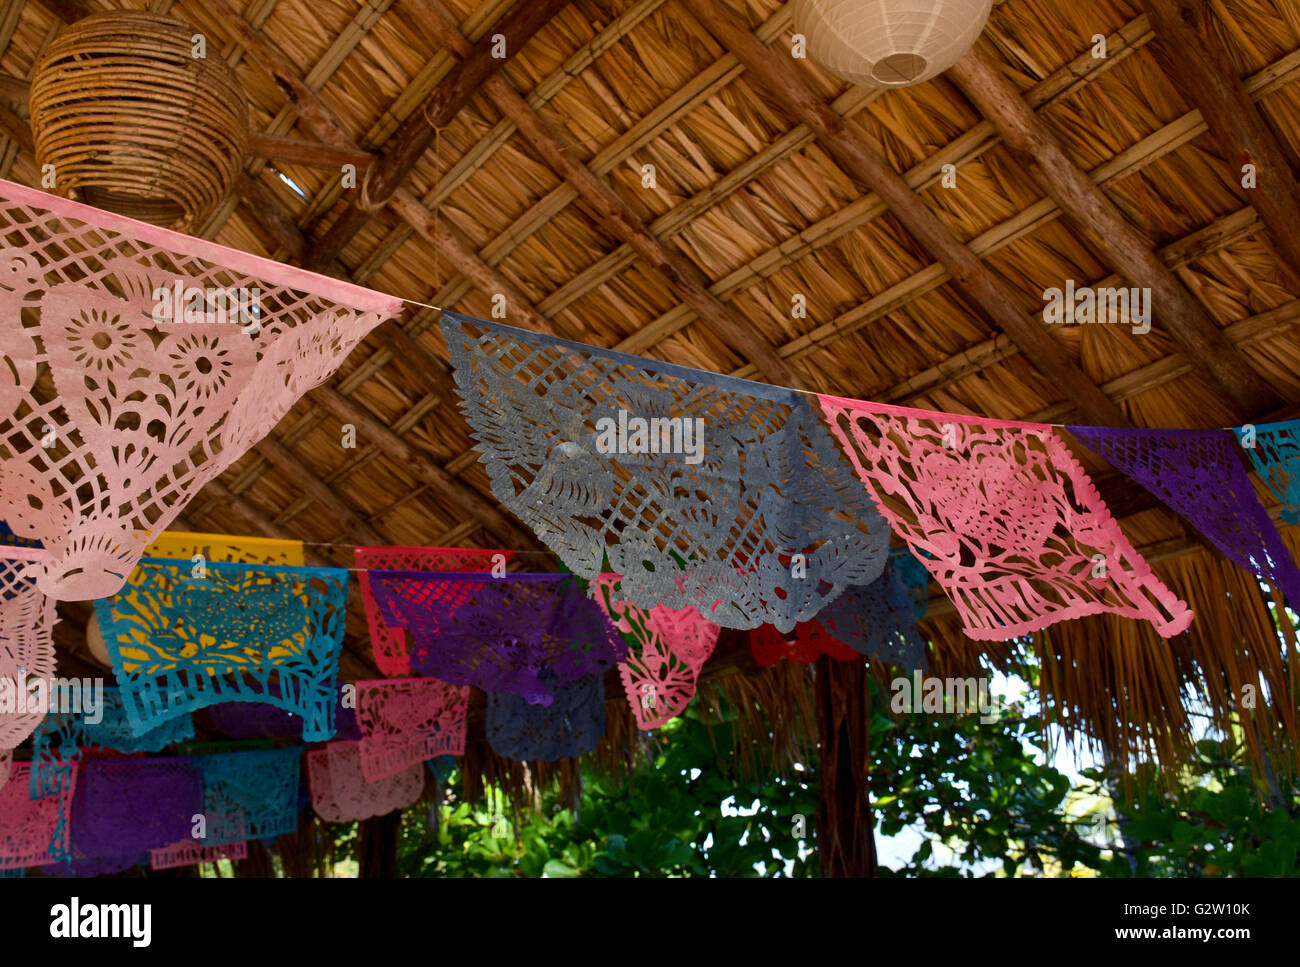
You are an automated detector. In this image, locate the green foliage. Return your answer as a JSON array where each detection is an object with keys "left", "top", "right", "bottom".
[
  {"left": 1091, "top": 739, "right": 1300, "bottom": 878},
  {"left": 390, "top": 678, "right": 1300, "bottom": 878},
  {"left": 397, "top": 705, "right": 817, "bottom": 877},
  {"left": 869, "top": 696, "right": 1103, "bottom": 877}
]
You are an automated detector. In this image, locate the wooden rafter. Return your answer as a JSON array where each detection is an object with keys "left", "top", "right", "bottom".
[
  {"left": 246, "top": 132, "right": 373, "bottom": 170},
  {"left": 1055, "top": 307, "right": 1298, "bottom": 415},
  {"left": 676, "top": 0, "right": 1128, "bottom": 427},
  {"left": 338, "top": 0, "right": 678, "bottom": 287},
  {"left": 0, "top": 71, "right": 28, "bottom": 106},
  {"left": 376, "top": 2, "right": 800, "bottom": 315},
  {"left": 1140, "top": 0, "right": 1300, "bottom": 292},
  {"left": 280, "top": 0, "right": 516, "bottom": 233},
  {"left": 190, "top": 1, "right": 559, "bottom": 552},
  {"left": 197, "top": 0, "right": 381, "bottom": 241},
  {"left": 348, "top": 9, "right": 1203, "bottom": 375},
  {"left": 302, "top": 0, "right": 570, "bottom": 271},
  {"left": 386, "top": 190, "right": 560, "bottom": 333},
  {"left": 335, "top": 12, "right": 1172, "bottom": 393},
  {"left": 31, "top": 0, "right": 85, "bottom": 23},
  {"left": 401, "top": 2, "right": 1163, "bottom": 426},
  {"left": 234, "top": 171, "right": 305, "bottom": 260},
  {"left": 711, "top": 27, "right": 1300, "bottom": 375},
  {"left": 415, "top": 2, "right": 806, "bottom": 387},
  {"left": 947, "top": 42, "right": 1280, "bottom": 418},
  {"left": 0, "top": 98, "right": 31, "bottom": 154},
  {"left": 209, "top": 0, "right": 357, "bottom": 150},
  {"left": 251, "top": 436, "right": 388, "bottom": 546}
]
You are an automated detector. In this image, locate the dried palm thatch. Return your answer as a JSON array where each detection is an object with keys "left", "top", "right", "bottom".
[
  {"left": 0, "top": 0, "right": 1297, "bottom": 788},
  {"left": 1025, "top": 527, "right": 1300, "bottom": 784},
  {"left": 698, "top": 656, "right": 818, "bottom": 777}
]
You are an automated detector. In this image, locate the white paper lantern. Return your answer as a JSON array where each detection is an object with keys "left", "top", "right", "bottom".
[{"left": 793, "top": 0, "right": 995, "bottom": 89}]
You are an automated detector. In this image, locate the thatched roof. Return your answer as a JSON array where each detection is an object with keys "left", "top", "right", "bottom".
[{"left": 4, "top": 0, "right": 1299, "bottom": 777}]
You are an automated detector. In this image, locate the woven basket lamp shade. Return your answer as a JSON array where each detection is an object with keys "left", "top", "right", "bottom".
[
  {"left": 793, "top": 0, "right": 994, "bottom": 89},
  {"left": 29, "top": 11, "right": 249, "bottom": 231}
]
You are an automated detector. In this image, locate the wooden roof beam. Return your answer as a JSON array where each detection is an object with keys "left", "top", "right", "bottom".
[
  {"left": 0, "top": 73, "right": 29, "bottom": 111},
  {"left": 334, "top": 13, "right": 1171, "bottom": 388},
  {"left": 385, "top": 190, "right": 559, "bottom": 334},
  {"left": 252, "top": 435, "right": 388, "bottom": 546},
  {"left": 209, "top": 0, "right": 356, "bottom": 150},
  {"left": 247, "top": 132, "right": 373, "bottom": 170},
  {"left": 1140, "top": 0, "right": 1300, "bottom": 293},
  {"left": 214, "top": 444, "right": 394, "bottom": 569},
  {"left": 309, "top": 383, "right": 545, "bottom": 556},
  {"left": 32, "top": 0, "right": 88, "bottom": 24},
  {"left": 226, "top": 165, "right": 548, "bottom": 552},
  {"left": 416, "top": 2, "right": 806, "bottom": 388},
  {"left": 379, "top": 3, "right": 799, "bottom": 316},
  {"left": 204, "top": 0, "right": 575, "bottom": 343},
  {"left": 197, "top": 0, "right": 385, "bottom": 241},
  {"left": 676, "top": 0, "right": 1128, "bottom": 427},
  {"left": 947, "top": 42, "right": 1280, "bottom": 419},
  {"left": 0, "top": 100, "right": 32, "bottom": 155},
  {"left": 357, "top": 9, "right": 1281, "bottom": 372},
  {"left": 234, "top": 171, "right": 305, "bottom": 261},
  {"left": 493, "top": 88, "right": 806, "bottom": 387},
  {"left": 303, "top": 0, "right": 570, "bottom": 272},
  {"left": 342, "top": 0, "right": 670, "bottom": 286},
  {"left": 181, "top": 10, "right": 552, "bottom": 550},
  {"left": 361, "top": 5, "right": 1144, "bottom": 310}
]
